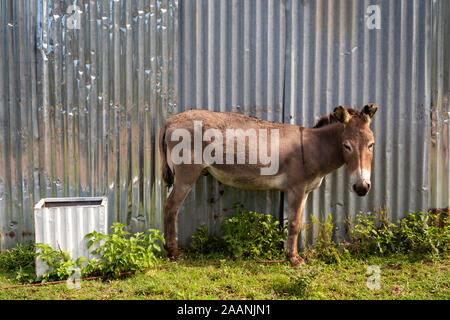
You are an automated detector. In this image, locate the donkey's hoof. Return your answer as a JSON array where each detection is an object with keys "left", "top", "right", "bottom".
[
  {"left": 168, "top": 250, "right": 184, "bottom": 260},
  {"left": 171, "top": 252, "right": 184, "bottom": 261},
  {"left": 173, "top": 254, "right": 184, "bottom": 261},
  {"left": 164, "top": 244, "right": 181, "bottom": 258},
  {"left": 288, "top": 255, "right": 306, "bottom": 268}
]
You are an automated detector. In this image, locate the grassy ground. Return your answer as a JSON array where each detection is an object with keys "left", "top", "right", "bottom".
[{"left": 0, "top": 253, "right": 448, "bottom": 300}]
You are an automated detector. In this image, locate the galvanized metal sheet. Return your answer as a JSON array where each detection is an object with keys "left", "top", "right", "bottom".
[
  {"left": 0, "top": 0, "right": 177, "bottom": 250},
  {"left": 429, "top": 0, "right": 450, "bottom": 210},
  {"left": 175, "top": 0, "right": 285, "bottom": 246},
  {"left": 175, "top": 0, "right": 437, "bottom": 246},
  {"left": 284, "top": 0, "right": 433, "bottom": 245}
]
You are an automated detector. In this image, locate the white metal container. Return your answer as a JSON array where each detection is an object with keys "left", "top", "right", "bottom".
[{"left": 33, "top": 197, "right": 108, "bottom": 277}]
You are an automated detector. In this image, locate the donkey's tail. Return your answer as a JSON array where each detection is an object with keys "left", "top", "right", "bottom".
[{"left": 159, "top": 122, "right": 174, "bottom": 188}]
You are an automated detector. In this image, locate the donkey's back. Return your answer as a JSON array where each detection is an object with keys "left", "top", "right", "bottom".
[{"left": 164, "top": 109, "right": 288, "bottom": 131}]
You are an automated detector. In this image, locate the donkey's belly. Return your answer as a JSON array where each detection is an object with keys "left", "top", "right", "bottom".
[{"left": 206, "top": 167, "right": 287, "bottom": 191}]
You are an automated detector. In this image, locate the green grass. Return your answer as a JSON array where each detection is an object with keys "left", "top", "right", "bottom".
[{"left": 1, "top": 253, "right": 448, "bottom": 300}]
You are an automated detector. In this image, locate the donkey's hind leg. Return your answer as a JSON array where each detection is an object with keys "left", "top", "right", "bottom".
[{"left": 163, "top": 165, "right": 204, "bottom": 258}]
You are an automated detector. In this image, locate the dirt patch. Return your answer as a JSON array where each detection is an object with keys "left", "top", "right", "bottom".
[
  {"left": 385, "top": 263, "right": 402, "bottom": 270},
  {"left": 391, "top": 284, "right": 404, "bottom": 295},
  {"left": 440, "top": 264, "right": 450, "bottom": 271}
]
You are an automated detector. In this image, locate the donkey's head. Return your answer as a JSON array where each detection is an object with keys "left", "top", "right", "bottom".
[{"left": 334, "top": 104, "right": 378, "bottom": 196}]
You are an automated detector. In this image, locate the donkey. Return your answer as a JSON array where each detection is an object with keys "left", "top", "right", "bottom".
[{"left": 159, "top": 104, "right": 378, "bottom": 267}]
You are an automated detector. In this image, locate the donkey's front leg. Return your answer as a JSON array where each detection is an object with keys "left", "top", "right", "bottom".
[{"left": 286, "top": 187, "right": 308, "bottom": 268}]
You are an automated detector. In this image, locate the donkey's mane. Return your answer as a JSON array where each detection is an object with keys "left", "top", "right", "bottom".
[{"left": 313, "top": 107, "right": 360, "bottom": 128}]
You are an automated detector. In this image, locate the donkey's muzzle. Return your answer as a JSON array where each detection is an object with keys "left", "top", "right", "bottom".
[{"left": 353, "top": 182, "right": 371, "bottom": 197}]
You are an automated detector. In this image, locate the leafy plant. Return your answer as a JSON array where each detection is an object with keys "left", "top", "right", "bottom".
[
  {"left": 0, "top": 224, "right": 165, "bottom": 284},
  {"left": 15, "top": 266, "right": 36, "bottom": 284},
  {"left": 221, "top": 203, "right": 287, "bottom": 260},
  {"left": 35, "top": 243, "right": 87, "bottom": 282},
  {"left": 349, "top": 208, "right": 396, "bottom": 255},
  {"left": 189, "top": 203, "right": 287, "bottom": 260},
  {"left": 307, "top": 214, "right": 349, "bottom": 264},
  {"left": 395, "top": 211, "right": 449, "bottom": 255},
  {"left": 0, "top": 242, "right": 36, "bottom": 272},
  {"left": 189, "top": 225, "right": 225, "bottom": 255},
  {"left": 349, "top": 209, "right": 449, "bottom": 257},
  {"left": 0, "top": 242, "right": 36, "bottom": 283},
  {"left": 85, "top": 223, "right": 165, "bottom": 278}
]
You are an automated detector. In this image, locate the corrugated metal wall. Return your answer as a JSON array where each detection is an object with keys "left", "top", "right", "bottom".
[
  {"left": 175, "top": 0, "right": 436, "bottom": 245},
  {"left": 0, "top": 0, "right": 448, "bottom": 250},
  {"left": 0, "top": 0, "right": 177, "bottom": 250},
  {"left": 284, "top": 0, "right": 432, "bottom": 244},
  {"left": 176, "top": 0, "right": 285, "bottom": 245},
  {"left": 429, "top": 0, "right": 450, "bottom": 211}
]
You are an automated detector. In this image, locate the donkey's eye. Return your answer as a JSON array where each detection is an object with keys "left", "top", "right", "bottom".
[
  {"left": 368, "top": 142, "right": 375, "bottom": 150},
  {"left": 343, "top": 143, "right": 352, "bottom": 152}
]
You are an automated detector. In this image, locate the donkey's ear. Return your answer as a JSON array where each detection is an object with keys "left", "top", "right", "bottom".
[
  {"left": 361, "top": 104, "right": 378, "bottom": 121},
  {"left": 333, "top": 106, "right": 350, "bottom": 124}
]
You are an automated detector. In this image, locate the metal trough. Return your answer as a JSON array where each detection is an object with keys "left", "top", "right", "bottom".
[{"left": 33, "top": 197, "right": 108, "bottom": 277}]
